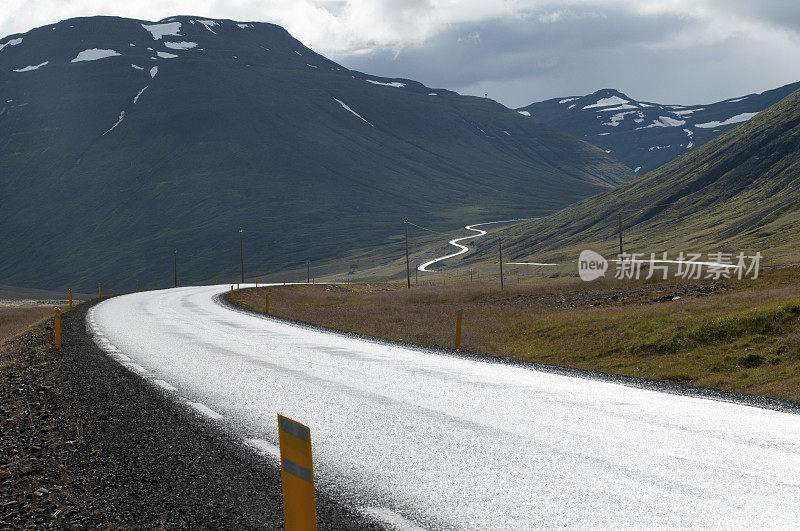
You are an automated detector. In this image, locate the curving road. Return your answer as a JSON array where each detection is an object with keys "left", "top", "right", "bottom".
[
  {"left": 417, "top": 219, "right": 532, "bottom": 272},
  {"left": 89, "top": 285, "right": 800, "bottom": 529}
]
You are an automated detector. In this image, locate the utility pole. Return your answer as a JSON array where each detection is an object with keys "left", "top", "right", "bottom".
[
  {"left": 618, "top": 212, "right": 623, "bottom": 256},
  {"left": 239, "top": 227, "right": 244, "bottom": 284},
  {"left": 307, "top": 260, "right": 310, "bottom": 284},
  {"left": 404, "top": 219, "right": 411, "bottom": 289},
  {"left": 415, "top": 268, "right": 418, "bottom": 285},
  {"left": 499, "top": 238, "right": 504, "bottom": 290},
  {"left": 470, "top": 268, "right": 473, "bottom": 282},
  {"left": 174, "top": 249, "right": 177, "bottom": 288}
]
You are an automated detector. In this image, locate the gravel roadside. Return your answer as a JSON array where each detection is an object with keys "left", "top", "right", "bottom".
[{"left": 1, "top": 299, "right": 380, "bottom": 529}]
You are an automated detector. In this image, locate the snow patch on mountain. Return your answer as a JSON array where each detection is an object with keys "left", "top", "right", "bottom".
[
  {"left": 583, "top": 96, "right": 628, "bottom": 109},
  {"left": 600, "top": 104, "right": 638, "bottom": 112},
  {"left": 197, "top": 20, "right": 219, "bottom": 34},
  {"left": 142, "top": 22, "right": 181, "bottom": 40},
  {"left": 559, "top": 97, "right": 579, "bottom": 104},
  {"left": 517, "top": 110, "right": 531, "bottom": 116},
  {"left": 131, "top": 64, "right": 144, "bottom": 70},
  {"left": 165, "top": 41, "right": 197, "bottom": 50},
  {"left": 672, "top": 108, "right": 704, "bottom": 116},
  {"left": 237, "top": 23, "right": 253, "bottom": 29},
  {"left": 695, "top": 112, "right": 758, "bottom": 129},
  {"left": 150, "top": 66, "right": 158, "bottom": 78},
  {"left": 133, "top": 86, "right": 148, "bottom": 103},
  {"left": 0, "top": 38, "right": 23, "bottom": 53},
  {"left": 71, "top": 49, "right": 121, "bottom": 62},
  {"left": 602, "top": 111, "right": 636, "bottom": 127},
  {"left": 103, "top": 111, "right": 125, "bottom": 135},
  {"left": 13, "top": 61, "right": 48, "bottom": 72},
  {"left": 157, "top": 51, "right": 178, "bottom": 59},
  {"left": 332, "top": 97, "right": 373, "bottom": 127},
  {"left": 641, "top": 116, "right": 686, "bottom": 129},
  {"left": 366, "top": 80, "right": 405, "bottom": 88}
]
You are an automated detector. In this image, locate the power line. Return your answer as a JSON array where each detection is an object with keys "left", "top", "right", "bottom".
[{"left": 405, "top": 220, "right": 452, "bottom": 235}]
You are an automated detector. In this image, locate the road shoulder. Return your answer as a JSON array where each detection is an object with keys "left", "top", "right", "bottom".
[{"left": 0, "top": 299, "right": 379, "bottom": 529}]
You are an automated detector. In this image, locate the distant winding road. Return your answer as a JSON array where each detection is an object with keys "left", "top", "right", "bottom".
[{"left": 417, "top": 218, "right": 533, "bottom": 272}]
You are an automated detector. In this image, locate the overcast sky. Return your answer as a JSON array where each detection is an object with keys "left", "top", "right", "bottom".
[{"left": 4, "top": 0, "right": 800, "bottom": 107}]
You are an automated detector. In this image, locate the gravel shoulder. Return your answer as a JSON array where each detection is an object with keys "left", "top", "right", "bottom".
[{"left": 0, "top": 299, "right": 379, "bottom": 529}]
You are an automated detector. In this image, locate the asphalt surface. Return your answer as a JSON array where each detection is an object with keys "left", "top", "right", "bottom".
[{"left": 89, "top": 285, "right": 800, "bottom": 529}]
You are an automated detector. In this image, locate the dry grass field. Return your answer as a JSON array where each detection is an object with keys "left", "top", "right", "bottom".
[
  {"left": 0, "top": 305, "right": 55, "bottom": 347},
  {"left": 233, "top": 266, "right": 800, "bottom": 402}
]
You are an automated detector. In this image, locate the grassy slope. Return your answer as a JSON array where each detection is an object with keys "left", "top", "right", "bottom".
[
  {"left": 502, "top": 88, "right": 800, "bottom": 265},
  {"left": 0, "top": 16, "right": 633, "bottom": 293},
  {"left": 231, "top": 267, "right": 800, "bottom": 402}
]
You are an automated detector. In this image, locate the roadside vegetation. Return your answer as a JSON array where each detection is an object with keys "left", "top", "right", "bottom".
[
  {"left": 0, "top": 305, "right": 55, "bottom": 347},
  {"left": 232, "top": 266, "right": 800, "bottom": 402}
]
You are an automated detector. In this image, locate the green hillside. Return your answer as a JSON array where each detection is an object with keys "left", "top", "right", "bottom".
[
  {"left": 0, "top": 16, "right": 632, "bottom": 292},
  {"left": 503, "top": 88, "right": 800, "bottom": 265}
]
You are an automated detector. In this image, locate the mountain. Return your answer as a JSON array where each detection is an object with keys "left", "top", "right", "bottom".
[
  {"left": 518, "top": 84, "right": 800, "bottom": 174},
  {"left": 504, "top": 86, "right": 800, "bottom": 265},
  {"left": 0, "top": 16, "right": 633, "bottom": 292}
]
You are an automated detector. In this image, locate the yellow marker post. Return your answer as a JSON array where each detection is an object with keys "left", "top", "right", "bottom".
[
  {"left": 136, "top": 280, "right": 139, "bottom": 293},
  {"left": 256, "top": 277, "right": 260, "bottom": 288},
  {"left": 278, "top": 415, "right": 317, "bottom": 530},
  {"left": 231, "top": 285, "right": 234, "bottom": 298},
  {"left": 54, "top": 307, "right": 61, "bottom": 348},
  {"left": 455, "top": 310, "right": 463, "bottom": 349},
  {"left": 98, "top": 283, "right": 102, "bottom": 299},
  {"left": 266, "top": 294, "right": 270, "bottom": 314},
  {"left": 68, "top": 289, "right": 73, "bottom": 311}
]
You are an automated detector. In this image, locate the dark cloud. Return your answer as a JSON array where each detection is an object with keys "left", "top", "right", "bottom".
[
  {"left": 4, "top": 1, "right": 799, "bottom": 108},
  {"left": 333, "top": 3, "right": 800, "bottom": 108},
  {"left": 707, "top": 0, "right": 800, "bottom": 35}
]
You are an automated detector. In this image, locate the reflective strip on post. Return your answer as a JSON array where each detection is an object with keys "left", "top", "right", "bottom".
[
  {"left": 278, "top": 414, "right": 317, "bottom": 530},
  {"left": 455, "top": 310, "right": 463, "bottom": 349}
]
